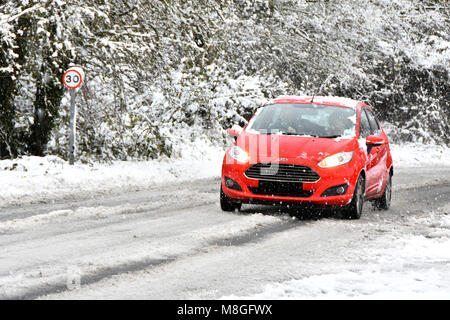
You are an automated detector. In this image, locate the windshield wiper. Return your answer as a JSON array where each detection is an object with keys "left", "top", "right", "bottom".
[
  {"left": 281, "top": 132, "right": 319, "bottom": 137},
  {"left": 319, "top": 135, "right": 341, "bottom": 138}
]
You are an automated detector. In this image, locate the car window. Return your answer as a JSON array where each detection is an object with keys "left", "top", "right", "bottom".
[
  {"left": 359, "top": 108, "right": 371, "bottom": 138},
  {"left": 365, "top": 108, "right": 381, "bottom": 135},
  {"left": 247, "top": 103, "right": 356, "bottom": 138}
]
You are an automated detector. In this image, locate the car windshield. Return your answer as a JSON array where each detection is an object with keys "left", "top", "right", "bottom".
[{"left": 246, "top": 103, "right": 356, "bottom": 138}]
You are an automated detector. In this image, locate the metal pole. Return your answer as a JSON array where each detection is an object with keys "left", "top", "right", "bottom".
[{"left": 68, "top": 89, "right": 77, "bottom": 165}]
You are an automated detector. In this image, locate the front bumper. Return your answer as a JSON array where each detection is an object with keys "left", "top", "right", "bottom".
[{"left": 221, "top": 153, "right": 360, "bottom": 206}]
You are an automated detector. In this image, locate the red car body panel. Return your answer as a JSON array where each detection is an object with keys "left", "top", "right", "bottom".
[{"left": 221, "top": 96, "right": 393, "bottom": 206}]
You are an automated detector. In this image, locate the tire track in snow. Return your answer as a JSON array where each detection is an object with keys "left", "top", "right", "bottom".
[
  {"left": 0, "top": 208, "right": 291, "bottom": 300},
  {"left": 14, "top": 219, "right": 303, "bottom": 300}
]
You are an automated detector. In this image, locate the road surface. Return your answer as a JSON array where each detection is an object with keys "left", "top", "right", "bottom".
[{"left": 0, "top": 166, "right": 449, "bottom": 299}]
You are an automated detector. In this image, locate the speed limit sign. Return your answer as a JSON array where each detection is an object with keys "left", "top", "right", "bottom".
[
  {"left": 63, "top": 66, "right": 85, "bottom": 165},
  {"left": 63, "top": 67, "right": 84, "bottom": 89}
]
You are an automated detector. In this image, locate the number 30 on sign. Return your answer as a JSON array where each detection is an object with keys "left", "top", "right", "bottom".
[{"left": 63, "top": 67, "right": 84, "bottom": 89}]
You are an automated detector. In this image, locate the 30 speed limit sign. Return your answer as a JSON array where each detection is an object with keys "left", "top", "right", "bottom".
[
  {"left": 63, "top": 67, "right": 84, "bottom": 89},
  {"left": 63, "top": 66, "right": 85, "bottom": 165}
]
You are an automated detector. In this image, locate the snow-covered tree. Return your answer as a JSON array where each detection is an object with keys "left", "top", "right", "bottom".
[{"left": 0, "top": 0, "right": 448, "bottom": 161}]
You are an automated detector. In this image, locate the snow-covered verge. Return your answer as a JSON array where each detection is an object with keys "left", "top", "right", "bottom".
[
  {"left": 1, "top": 142, "right": 449, "bottom": 208},
  {"left": 0, "top": 135, "right": 225, "bottom": 208},
  {"left": 223, "top": 204, "right": 450, "bottom": 300},
  {"left": 389, "top": 143, "right": 450, "bottom": 168}
]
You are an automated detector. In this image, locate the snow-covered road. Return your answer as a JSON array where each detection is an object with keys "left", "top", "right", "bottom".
[{"left": 0, "top": 166, "right": 449, "bottom": 299}]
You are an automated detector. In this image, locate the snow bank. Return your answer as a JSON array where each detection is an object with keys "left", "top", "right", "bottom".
[
  {"left": 390, "top": 143, "right": 450, "bottom": 167},
  {"left": 0, "top": 136, "right": 225, "bottom": 208},
  {"left": 225, "top": 267, "right": 450, "bottom": 299}
]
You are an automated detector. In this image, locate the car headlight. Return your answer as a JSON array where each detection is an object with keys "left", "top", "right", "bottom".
[
  {"left": 229, "top": 146, "right": 249, "bottom": 163},
  {"left": 318, "top": 151, "right": 353, "bottom": 168}
]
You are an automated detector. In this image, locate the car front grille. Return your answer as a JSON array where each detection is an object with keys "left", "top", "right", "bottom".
[{"left": 244, "top": 163, "right": 320, "bottom": 183}]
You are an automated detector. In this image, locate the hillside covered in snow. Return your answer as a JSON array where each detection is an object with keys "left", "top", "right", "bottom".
[{"left": 1, "top": 0, "right": 449, "bottom": 161}]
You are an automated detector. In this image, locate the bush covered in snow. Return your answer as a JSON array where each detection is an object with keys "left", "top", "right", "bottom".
[{"left": 1, "top": 0, "right": 448, "bottom": 161}]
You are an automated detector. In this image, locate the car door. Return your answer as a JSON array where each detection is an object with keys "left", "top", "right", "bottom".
[
  {"left": 365, "top": 107, "right": 388, "bottom": 196},
  {"left": 359, "top": 107, "right": 377, "bottom": 196}
]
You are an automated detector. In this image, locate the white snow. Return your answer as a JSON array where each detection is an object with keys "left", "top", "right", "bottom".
[
  {"left": 0, "top": 136, "right": 225, "bottom": 208},
  {"left": 225, "top": 267, "right": 450, "bottom": 299},
  {"left": 269, "top": 96, "right": 360, "bottom": 109},
  {"left": 1, "top": 142, "right": 449, "bottom": 208},
  {"left": 390, "top": 143, "right": 450, "bottom": 167},
  {"left": 223, "top": 204, "right": 450, "bottom": 300},
  {"left": 32, "top": 196, "right": 450, "bottom": 300},
  {"left": 0, "top": 210, "right": 281, "bottom": 299},
  {"left": 310, "top": 96, "right": 360, "bottom": 109}
]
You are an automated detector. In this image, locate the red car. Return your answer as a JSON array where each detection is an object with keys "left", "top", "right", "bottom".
[{"left": 220, "top": 96, "right": 393, "bottom": 219}]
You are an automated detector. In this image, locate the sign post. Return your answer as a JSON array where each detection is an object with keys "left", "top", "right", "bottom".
[
  {"left": 63, "top": 67, "right": 84, "bottom": 165},
  {"left": 68, "top": 89, "right": 77, "bottom": 165}
]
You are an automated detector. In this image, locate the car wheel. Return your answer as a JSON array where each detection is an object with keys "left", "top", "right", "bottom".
[
  {"left": 344, "top": 175, "right": 365, "bottom": 220},
  {"left": 374, "top": 174, "right": 392, "bottom": 210},
  {"left": 220, "top": 185, "right": 242, "bottom": 212}
]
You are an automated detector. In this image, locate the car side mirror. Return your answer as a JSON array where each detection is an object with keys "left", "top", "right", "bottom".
[
  {"left": 366, "top": 135, "right": 384, "bottom": 146},
  {"left": 366, "top": 135, "right": 384, "bottom": 154},
  {"left": 226, "top": 125, "right": 243, "bottom": 140}
]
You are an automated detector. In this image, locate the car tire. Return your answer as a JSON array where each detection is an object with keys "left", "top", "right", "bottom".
[
  {"left": 374, "top": 173, "right": 392, "bottom": 210},
  {"left": 344, "top": 175, "right": 365, "bottom": 220},
  {"left": 220, "top": 185, "right": 242, "bottom": 212}
]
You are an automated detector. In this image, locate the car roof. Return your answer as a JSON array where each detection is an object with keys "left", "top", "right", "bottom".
[{"left": 267, "top": 95, "right": 362, "bottom": 109}]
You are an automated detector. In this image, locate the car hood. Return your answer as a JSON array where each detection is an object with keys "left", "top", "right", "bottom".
[{"left": 236, "top": 132, "right": 358, "bottom": 163}]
